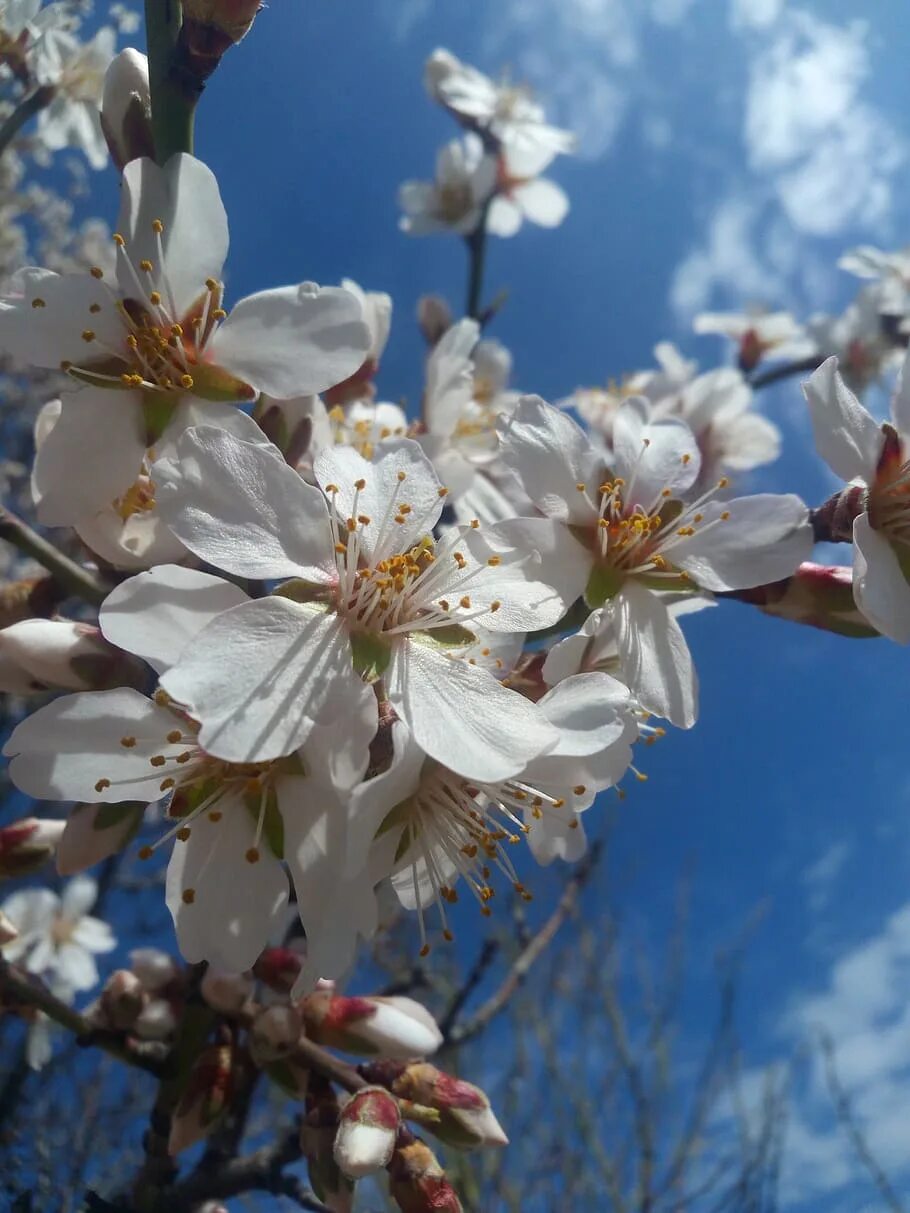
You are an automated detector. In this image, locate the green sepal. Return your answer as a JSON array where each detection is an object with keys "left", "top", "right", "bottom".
[
  {"left": 189, "top": 360, "right": 257, "bottom": 403},
  {"left": 91, "top": 801, "right": 144, "bottom": 839},
  {"left": 141, "top": 392, "right": 179, "bottom": 445},
  {"left": 584, "top": 563, "right": 624, "bottom": 608},
  {"left": 271, "top": 580, "right": 331, "bottom": 607},
  {"left": 409, "top": 623, "right": 476, "bottom": 650},
  {"left": 349, "top": 630, "right": 392, "bottom": 683}
]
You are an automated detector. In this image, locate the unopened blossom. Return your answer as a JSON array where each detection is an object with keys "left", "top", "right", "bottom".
[
  {"left": 38, "top": 26, "right": 116, "bottom": 169},
  {"left": 498, "top": 395, "right": 812, "bottom": 726},
  {"left": 388, "top": 1134, "right": 463, "bottom": 1213},
  {"left": 347, "top": 673, "right": 634, "bottom": 949},
  {"left": 334, "top": 1086, "right": 401, "bottom": 1179},
  {"left": 375, "top": 1061, "right": 508, "bottom": 1150},
  {"left": 302, "top": 990, "right": 443, "bottom": 1058},
  {"left": 4, "top": 565, "right": 380, "bottom": 974},
  {"left": 805, "top": 353, "right": 910, "bottom": 643},
  {"left": 0, "top": 616, "right": 142, "bottom": 691},
  {"left": 129, "top": 947, "right": 179, "bottom": 993},
  {"left": 0, "top": 154, "right": 370, "bottom": 533},
  {"left": 169, "top": 1041, "right": 235, "bottom": 1154},
  {"left": 154, "top": 430, "right": 581, "bottom": 780},
  {"left": 425, "top": 48, "right": 575, "bottom": 161},
  {"left": 0, "top": 816, "right": 64, "bottom": 877},
  {"left": 0, "top": 875, "right": 115, "bottom": 994},
  {"left": 694, "top": 309, "right": 812, "bottom": 372},
  {"left": 100, "top": 47, "right": 153, "bottom": 170},
  {"left": 399, "top": 134, "right": 496, "bottom": 237}
]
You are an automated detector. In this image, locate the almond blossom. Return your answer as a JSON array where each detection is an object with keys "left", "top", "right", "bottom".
[
  {"left": 0, "top": 153, "right": 370, "bottom": 532},
  {"left": 498, "top": 395, "right": 813, "bottom": 726},
  {"left": 805, "top": 353, "right": 910, "bottom": 643},
  {"left": 3, "top": 565, "right": 379, "bottom": 976},
  {"left": 152, "top": 428, "right": 582, "bottom": 779},
  {"left": 399, "top": 134, "right": 496, "bottom": 237},
  {"left": 38, "top": 25, "right": 116, "bottom": 169},
  {"left": 693, "top": 309, "right": 812, "bottom": 371},
  {"left": 486, "top": 143, "right": 569, "bottom": 238}
]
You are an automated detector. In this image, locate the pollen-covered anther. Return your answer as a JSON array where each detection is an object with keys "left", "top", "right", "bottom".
[
  {"left": 120, "top": 736, "right": 137, "bottom": 748},
  {"left": 81, "top": 329, "right": 95, "bottom": 342},
  {"left": 396, "top": 471, "right": 406, "bottom": 483},
  {"left": 152, "top": 219, "right": 164, "bottom": 234},
  {"left": 95, "top": 778, "right": 111, "bottom": 792},
  {"left": 138, "top": 845, "right": 153, "bottom": 860},
  {"left": 459, "top": 595, "right": 471, "bottom": 609},
  {"left": 139, "top": 259, "right": 153, "bottom": 273},
  {"left": 160, "top": 778, "right": 176, "bottom": 791},
  {"left": 182, "top": 888, "right": 196, "bottom": 904},
  {"left": 720, "top": 510, "right": 731, "bottom": 521},
  {"left": 354, "top": 478, "right": 367, "bottom": 490},
  {"left": 176, "top": 827, "right": 191, "bottom": 842},
  {"left": 437, "top": 486, "right": 449, "bottom": 497},
  {"left": 149, "top": 755, "right": 167, "bottom": 768},
  {"left": 245, "top": 847, "right": 260, "bottom": 864},
  {"left": 90, "top": 266, "right": 104, "bottom": 279},
  {"left": 573, "top": 785, "right": 586, "bottom": 795},
  {"left": 489, "top": 600, "right": 501, "bottom": 612},
  {"left": 486, "top": 555, "right": 501, "bottom": 567}
]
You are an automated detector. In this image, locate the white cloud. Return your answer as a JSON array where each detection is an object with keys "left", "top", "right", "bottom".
[
  {"left": 730, "top": 0, "right": 783, "bottom": 30},
  {"left": 802, "top": 839, "right": 850, "bottom": 913}
]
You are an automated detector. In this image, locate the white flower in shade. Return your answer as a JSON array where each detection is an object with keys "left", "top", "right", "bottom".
[
  {"left": 424, "top": 48, "right": 575, "bottom": 161},
  {"left": 3, "top": 565, "right": 380, "bottom": 975},
  {"left": 154, "top": 430, "right": 582, "bottom": 780},
  {"left": 399, "top": 134, "right": 496, "bottom": 237},
  {"left": 0, "top": 875, "right": 115, "bottom": 993},
  {"left": 693, "top": 309, "right": 812, "bottom": 371},
  {"left": 807, "top": 283, "right": 902, "bottom": 395},
  {"left": 37, "top": 26, "right": 116, "bottom": 169},
  {"left": 486, "top": 144, "right": 569, "bottom": 238},
  {"left": 0, "top": 154, "right": 370, "bottom": 530},
  {"left": 324, "top": 279, "right": 393, "bottom": 409},
  {"left": 498, "top": 395, "right": 812, "bottom": 727},
  {"left": 0, "top": 616, "right": 139, "bottom": 692},
  {"left": 0, "top": 0, "right": 63, "bottom": 84},
  {"left": 839, "top": 244, "right": 910, "bottom": 317},
  {"left": 347, "top": 672, "right": 633, "bottom": 952},
  {"left": 805, "top": 353, "right": 910, "bottom": 643}
]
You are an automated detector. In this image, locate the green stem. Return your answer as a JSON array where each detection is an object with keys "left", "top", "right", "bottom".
[
  {"left": 145, "top": 0, "right": 196, "bottom": 162},
  {"left": 0, "top": 507, "right": 108, "bottom": 607},
  {"left": 0, "top": 84, "right": 55, "bottom": 159}
]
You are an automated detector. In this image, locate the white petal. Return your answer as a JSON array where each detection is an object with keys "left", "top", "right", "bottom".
[
  {"left": 60, "top": 875, "right": 97, "bottom": 920},
  {"left": 713, "top": 410, "right": 781, "bottom": 471},
  {"left": 32, "top": 388, "right": 146, "bottom": 526},
  {"left": 211, "top": 284, "right": 371, "bottom": 398},
  {"left": 391, "top": 640, "right": 558, "bottom": 780},
  {"left": 526, "top": 809, "right": 587, "bottom": 865},
  {"left": 615, "top": 582, "right": 698, "bottom": 728},
  {"left": 155, "top": 426, "right": 335, "bottom": 581},
  {"left": 3, "top": 689, "right": 177, "bottom": 802},
  {"left": 514, "top": 178, "right": 569, "bottom": 227},
  {"left": 423, "top": 318, "right": 478, "bottom": 438},
  {"left": 56, "top": 942, "right": 98, "bottom": 992},
  {"left": 301, "top": 677, "right": 377, "bottom": 794},
  {"left": 100, "top": 564, "right": 249, "bottom": 672},
  {"left": 159, "top": 599, "right": 358, "bottom": 763},
  {"left": 1, "top": 889, "right": 58, "bottom": 936},
  {"left": 392, "top": 846, "right": 459, "bottom": 912},
  {"left": 535, "top": 671, "right": 631, "bottom": 756},
  {"left": 486, "top": 196, "right": 524, "bottom": 238},
  {"left": 165, "top": 799, "right": 289, "bottom": 972},
  {"left": 314, "top": 438, "right": 443, "bottom": 561},
  {"left": 0, "top": 270, "right": 123, "bottom": 368},
  {"left": 346, "top": 722, "right": 426, "bottom": 881},
  {"left": 612, "top": 397, "right": 700, "bottom": 506},
  {"left": 804, "top": 356, "right": 881, "bottom": 483},
  {"left": 70, "top": 916, "right": 117, "bottom": 954},
  {"left": 853, "top": 513, "right": 910, "bottom": 643},
  {"left": 497, "top": 395, "right": 600, "bottom": 524},
  {"left": 118, "top": 154, "right": 228, "bottom": 319},
  {"left": 676, "top": 494, "right": 812, "bottom": 591}
]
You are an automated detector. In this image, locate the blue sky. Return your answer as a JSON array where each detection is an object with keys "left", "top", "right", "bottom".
[{"left": 26, "top": 0, "right": 910, "bottom": 1206}]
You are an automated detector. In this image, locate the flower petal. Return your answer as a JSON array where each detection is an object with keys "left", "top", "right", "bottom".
[
  {"left": 514, "top": 178, "right": 569, "bottom": 227},
  {"left": 0, "top": 269, "right": 122, "bottom": 369},
  {"left": 614, "top": 582, "right": 698, "bottom": 728},
  {"left": 612, "top": 397, "right": 700, "bottom": 506},
  {"left": 497, "top": 395, "right": 601, "bottom": 524},
  {"left": 60, "top": 875, "right": 98, "bottom": 920},
  {"left": 390, "top": 640, "right": 558, "bottom": 781},
  {"left": 534, "top": 671, "right": 631, "bottom": 756},
  {"left": 155, "top": 425, "right": 335, "bottom": 580},
  {"left": 853, "top": 513, "right": 910, "bottom": 643},
  {"left": 210, "top": 284, "right": 371, "bottom": 398},
  {"left": 676, "top": 494, "right": 812, "bottom": 591},
  {"left": 804, "top": 356, "right": 882, "bottom": 483},
  {"left": 159, "top": 599, "right": 358, "bottom": 763},
  {"left": 100, "top": 564, "right": 249, "bottom": 673}
]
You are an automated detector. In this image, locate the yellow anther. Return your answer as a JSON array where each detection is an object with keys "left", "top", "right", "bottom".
[
  {"left": 89, "top": 303, "right": 101, "bottom": 315},
  {"left": 150, "top": 755, "right": 167, "bottom": 768},
  {"left": 205, "top": 277, "right": 219, "bottom": 291},
  {"left": 717, "top": 476, "right": 730, "bottom": 488},
  {"left": 31, "top": 297, "right": 46, "bottom": 308},
  {"left": 90, "top": 266, "right": 104, "bottom": 279},
  {"left": 459, "top": 595, "right": 471, "bottom": 609},
  {"left": 176, "top": 827, "right": 191, "bottom": 842},
  {"left": 577, "top": 482, "right": 587, "bottom": 492},
  {"left": 357, "top": 514, "right": 371, "bottom": 525},
  {"left": 438, "top": 486, "right": 449, "bottom": 497},
  {"left": 138, "top": 845, "right": 153, "bottom": 860},
  {"left": 397, "top": 471, "right": 407, "bottom": 483},
  {"left": 419, "top": 943, "right": 431, "bottom": 956},
  {"left": 490, "top": 600, "right": 501, "bottom": 612},
  {"left": 487, "top": 555, "right": 501, "bottom": 566},
  {"left": 354, "top": 478, "right": 367, "bottom": 490},
  {"left": 95, "top": 778, "right": 111, "bottom": 792},
  {"left": 682, "top": 453, "right": 691, "bottom": 465},
  {"left": 166, "top": 730, "right": 182, "bottom": 744},
  {"left": 208, "top": 810, "right": 223, "bottom": 823},
  {"left": 180, "top": 374, "right": 194, "bottom": 389},
  {"left": 149, "top": 291, "right": 162, "bottom": 306},
  {"left": 573, "top": 784, "right": 586, "bottom": 795},
  {"left": 439, "top": 599, "right": 450, "bottom": 611},
  {"left": 325, "top": 483, "right": 339, "bottom": 493},
  {"left": 212, "top": 308, "right": 227, "bottom": 320},
  {"left": 152, "top": 219, "right": 164, "bottom": 233},
  {"left": 443, "top": 929, "right": 454, "bottom": 942},
  {"left": 160, "top": 778, "right": 175, "bottom": 791},
  {"left": 139, "top": 259, "right": 153, "bottom": 273},
  {"left": 113, "top": 233, "right": 125, "bottom": 246},
  {"left": 81, "top": 329, "right": 95, "bottom": 342},
  {"left": 720, "top": 510, "right": 731, "bottom": 521}
]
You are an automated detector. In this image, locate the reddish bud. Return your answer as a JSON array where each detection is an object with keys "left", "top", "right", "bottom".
[
  {"left": 417, "top": 295, "right": 453, "bottom": 347},
  {"left": 200, "top": 968, "right": 253, "bottom": 1014},
  {"left": 387, "top": 1063, "right": 508, "bottom": 1150},
  {"left": 729, "top": 562, "right": 880, "bottom": 639},
  {"left": 0, "top": 818, "right": 64, "bottom": 878},
  {"left": 168, "top": 1043, "right": 235, "bottom": 1155},
  {"left": 99, "top": 969, "right": 145, "bottom": 1031},
  {"left": 388, "top": 1134, "right": 464, "bottom": 1213},
  {"left": 254, "top": 945, "right": 304, "bottom": 994},
  {"left": 301, "top": 992, "right": 442, "bottom": 1059},
  {"left": 333, "top": 1086, "right": 401, "bottom": 1179}
]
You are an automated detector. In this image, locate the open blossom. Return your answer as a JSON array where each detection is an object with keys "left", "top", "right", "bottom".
[
  {"left": 486, "top": 143, "right": 569, "bottom": 238},
  {"left": 839, "top": 244, "right": 910, "bottom": 317},
  {"left": 152, "top": 428, "right": 583, "bottom": 780},
  {"left": 0, "top": 153, "right": 370, "bottom": 533},
  {"left": 694, "top": 309, "right": 812, "bottom": 371},
  {"left": 4, "top": 565, "right": 379, "bottom": 975},
  {"left": 347, "top": 672, "right": 634, "bottom": 951},
  {"left": 807, "top": 282, "right": 902, "bottom": 395},
  {"left": 399, "top": 135, "right": 496, "bottom": 237},
  {"left": 38, "top": 26, "right": 116, "bottom": 169},
  {"left": 424, "top": 48, "right": 575, "bottom": 161},
  {"left": 805, "top": 353, "right": 910, "bottom": 643},
  {"left": 0, "top": 875, "right": 115, "bottom": 994},
  {"left": 498, "top": 395, "right": 812, "bottom": 726}
]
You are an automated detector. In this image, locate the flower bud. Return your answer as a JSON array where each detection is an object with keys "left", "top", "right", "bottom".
[
  {"left": 200, "top": 968, "right": 253, "bottom": 1014},
  {"left": 0, "top": 619, "right": 144, "bottom": 693},
  {"left": 0, "top": 576, "right": 60, "bottom": 630},
  {"left": 380, "top": 1062, "right": 507, "bottom": 1150},
  {"left": 333, "top": 1086, "right": 400, "bottom": 1179},
  {"left": 183, "top": 0, "right": 262, "bottom": 42},
  {"left": 0, "top": 910, "right": 19, "bottom": 945},
  {"left": 134, "top": 998, "right": 178, "bottom": 1041},
  {"left": 129, "top": 948, "right": 179, "bottom": 994},
  {"left": 99, "top": 969, "right": 145, "bottom": 1030},
  {"left": 727, "top": 563, "right": 880, "bottom": 639},
  {"left": 253, "top": 945, "right": 304, "bottom": 994},
  {"left": 417, "top": 295, "right": 453, "bottom": 347},
  {"left": 301, "top": 993, "right": 442, "bottom": 1060},
  {"left": 100, "top": 49, "right": 153, "bottom": 170},
  {"left": 302, "top": 1077, "right": 354, "bottom": 1212},
  {"left": 0, "top": 818, "right": 64, "bottom": 878},
  {"left": 57, "top": 801, "right": 145, "bottom": 877},
  {"left": 249, "top": 1004, "right": 302, "bottom": 1064},
  {"left": 388, "top": 1134, "right": 463, "bottom": 1213},
  {"left": 178, "top": 0, "right": 261, "bottom": 85},
  {"left": 168, "top": 1042, "right": 235, "bottom": 1155}
]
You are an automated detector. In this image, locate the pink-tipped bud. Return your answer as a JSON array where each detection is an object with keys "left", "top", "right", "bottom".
[
  {"left": 129, "top": 948, "right": 179, "bottom": 994},
  {"left": 301, "top": 993, "right": 443, "bottom": 1060},
  {"left": 0, "top": 818, "right": 64, "bottom": 878},
  {"left": 183, "top": 0, "right": 261, "bottom": 41},
  {"left": 168, "top": 1043, "right": 235, "bottom": 1155},
  {"left": 99, "top": 969, "right": 145, "bottom": 1030},
  {"left": 388, "top": 1134, "right": 464, "bottom": 1213},
  {"left": 0, "top": 910, "right": 19, "bottom": 945},
  {"left": 370, "top": 1062, "right": 508, "bottom": 1150},
  {"left": 200, "top": 968, "right": 253, "bottom": 1014},
  {"left": 253, "top": 945, "right": 304, "bottom": 994},
  {"left": 100, "top": 48, "right": 153, "bottom": 170},
  {"left": 417, "top": 295, "right": 453, "bottom": 347},
  {"left": 302, "top": 1077, "right": 355, "bottom": 1212},
  {"left": 57, "top": 801, "right": 145, "bottom": 877},
  {"left": 249, "top": 1004, "right": 302, "bottom": 1064},
  {"left": 730, "top": 562, "right": 880, "bottom": 639},
  {"left": 333, "top": 1087, "right": 401, "bottom": 1179},
  {"left": 423, "top": 49, "right": 461, "bottom": 104},
  {"left": 134, "top": 997, "right": 178, "bottom": 1041},
  {"left": 0, "top": 619, "right": 143, "bottom": 693}
]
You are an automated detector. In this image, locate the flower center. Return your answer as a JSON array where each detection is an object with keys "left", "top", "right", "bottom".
[{"left": 436, "top": 181, "right": 474, "bottom": 224}]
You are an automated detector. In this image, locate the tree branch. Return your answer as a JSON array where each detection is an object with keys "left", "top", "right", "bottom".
[
  {"left": 0, "top": 507, "right": 108, "bottom": 607},
  {"left": 145, "top": 0, "right": 197, "bottom": 163},
  {"left": 0, "top": 84, "right": 55, "bottom": 159}
]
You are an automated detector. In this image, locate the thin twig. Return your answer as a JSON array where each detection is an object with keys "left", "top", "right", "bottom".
[
  {"left": 438, "top": 938, "right": 499, "bottom": 1039},
  {"left": 0, "top": 85, "right": 55, "bottom": 159},
  {"left": 447, "top": 841, "right": 604, "bottom": 1046},
  {"left": 748, "top": 355, "right": 823, "bottom": 390},
  {"left": 0, "top": 507, "right": 108, "bottom": 607}
]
